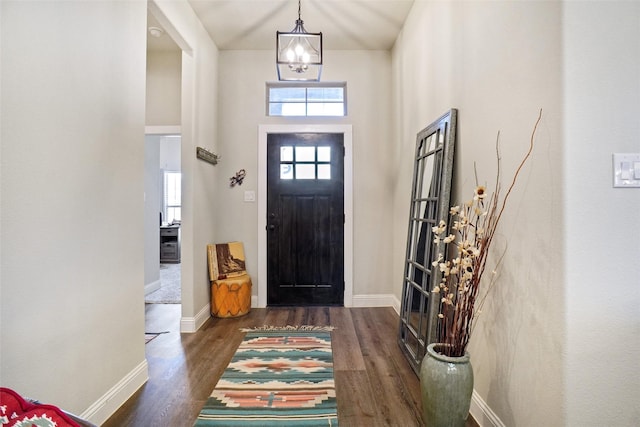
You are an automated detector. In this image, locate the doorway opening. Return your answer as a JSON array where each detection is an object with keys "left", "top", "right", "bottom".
[
  {"left": 266, "top": 133, "right": 345, "bottom": 306},
  {"left": 258, "top": 124, "right": 354, "bottom": 308},
  {"left": 144, "top": 134, "right": 182, "bottom": 307},
  {"left": 144, "top": 1, "right": 191, "bottom": 338}
]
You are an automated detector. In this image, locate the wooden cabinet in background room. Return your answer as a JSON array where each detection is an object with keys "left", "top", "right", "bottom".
[{"left": 160, "top": 225, "right": 180, "bottom": 263}]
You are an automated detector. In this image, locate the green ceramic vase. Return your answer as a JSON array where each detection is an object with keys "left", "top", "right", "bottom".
[{"left": 420, "top": 343, "right": 474, "bottom": 427}]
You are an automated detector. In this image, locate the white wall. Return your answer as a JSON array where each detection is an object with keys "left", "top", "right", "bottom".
[
  {"left": 216, "top": 50, "right": 394, "bottom": 300},
  {"left": 393, "top": 1, "right": 564, "bottom": 425},
  {"left": 563, "top": 2, "right": 640, "bottom": 425},
  {"left": 150, "top": 0, "right": 219, "bottom": 327},
  {"left": 146, "top": 50, "right": 181, "bottom": 126},
  {"left": 144, "top": 136, "right": 161, "bottom": 291},
  {"left": 1, "top": 0, "right": 221, "bottom": 422},
  {"left": 393, "top": 1, "right": 639, "bottom": 426},
  {"left": 0, "top": 0, "right": 148, "bottom": 420}
]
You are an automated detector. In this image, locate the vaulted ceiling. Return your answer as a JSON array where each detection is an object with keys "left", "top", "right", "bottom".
[{"left": 148, "top": 0, "right": 415, "bottom": 52}]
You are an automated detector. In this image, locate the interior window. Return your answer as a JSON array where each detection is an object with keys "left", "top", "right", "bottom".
[
  {"left": 164, "top": 171, "right": 181, "bottom": 224},
  {"left": 267, "top": 82, "right": 346, "bottom": 117},
  {"left": 280, "top": 145, "right": 331, "bottom": 180}
]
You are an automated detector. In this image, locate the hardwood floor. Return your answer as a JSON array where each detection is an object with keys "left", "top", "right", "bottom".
[{"left": 103, "top": 304, "right": 478, "bottom": 427}]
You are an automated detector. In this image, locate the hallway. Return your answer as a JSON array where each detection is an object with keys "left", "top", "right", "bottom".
[{"left": 104, "top": 305, "right": 478, "bottom": 426}]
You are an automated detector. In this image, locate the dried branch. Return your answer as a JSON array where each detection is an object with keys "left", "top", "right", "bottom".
[{"left": 431, "top": 110, "right": 542, "bottom": 357}]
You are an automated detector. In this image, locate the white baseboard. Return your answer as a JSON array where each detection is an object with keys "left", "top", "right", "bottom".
[
  {"left": 80, "top": 360, "right": 148, "bottom": 425},
  {"left": 389, "top": 295, "right": 401, "bottom": 315},
  {"left": 144, "top": 279, "right": 161, "bottom": 295},
  {"left": 180, "top": 304, "right": 210, "bottom": 333},
  {"left": 469, "top": 389, "right": 505, "bottom": 427},
  {"left": 351, "top": 294, "right": 400, "bottom": 313},
  {"left": 252, "top": 294, "right": 400, "bottom": 311}
]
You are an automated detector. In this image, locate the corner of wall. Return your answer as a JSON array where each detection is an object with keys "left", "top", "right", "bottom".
[
  {"left": 81, "top": 361, "right": 148, "bottom": 425},
  {"left": 470, "top": 390, "right": 506, "bottom": 427},
  {"left": 180, "top": 304, "right": 211, "bottom": 333}
]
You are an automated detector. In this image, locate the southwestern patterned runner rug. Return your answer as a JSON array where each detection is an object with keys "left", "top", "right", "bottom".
[{"left": 194, "top": 326, "right": 338, "bottom": 426}]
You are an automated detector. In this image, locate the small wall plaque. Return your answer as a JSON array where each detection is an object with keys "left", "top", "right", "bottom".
[{"left": 196, "top": 147, "right": 219, "bottom": 165}]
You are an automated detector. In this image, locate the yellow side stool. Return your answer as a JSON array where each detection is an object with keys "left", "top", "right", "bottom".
[
  {"left": 207, "top": 242, "right": 251, "bottom": 318},
  {"left": 210, "top": 274, "right": 252, "bottom": 318}
]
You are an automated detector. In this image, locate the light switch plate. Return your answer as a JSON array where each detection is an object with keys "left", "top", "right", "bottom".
[
  {"left": 613, "top": 153, "right": 640, "bottom": 188},
  {"left": 244, "top": 190, "right": 256, "bottom": 202}
]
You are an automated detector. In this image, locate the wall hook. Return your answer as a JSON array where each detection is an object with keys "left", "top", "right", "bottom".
[{"left": 196, "top": 147, "right": 219, "bottom": 165}]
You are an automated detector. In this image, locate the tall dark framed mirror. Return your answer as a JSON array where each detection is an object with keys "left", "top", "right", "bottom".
[{"left": 398, "top": 109, "right": 457, "bottom": 373}]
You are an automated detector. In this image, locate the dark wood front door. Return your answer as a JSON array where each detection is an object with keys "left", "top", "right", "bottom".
[{"left": 267, "top": 133, "right": 344, "bottom": 306}]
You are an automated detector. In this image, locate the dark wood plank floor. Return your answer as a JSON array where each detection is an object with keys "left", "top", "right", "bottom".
[{"left": 103, "top": 305, "right": 478, "bottom": 427}]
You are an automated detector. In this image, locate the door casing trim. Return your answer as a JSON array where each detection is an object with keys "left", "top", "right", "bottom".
[{"left": 258, "top": 124, "right": 353, "bottom": 307}]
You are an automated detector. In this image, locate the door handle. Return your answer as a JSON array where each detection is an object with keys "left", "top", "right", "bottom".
[{"left": 267, "top": 224, "right": 276, "bottom": 231}]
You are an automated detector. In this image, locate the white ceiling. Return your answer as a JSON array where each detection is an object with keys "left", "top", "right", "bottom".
[{"left": 147, "top": 0, "right": 415, "bottom": 52}]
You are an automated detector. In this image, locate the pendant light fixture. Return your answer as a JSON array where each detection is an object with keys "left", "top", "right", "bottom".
[{"left": 276, "top": 0, "right": 322, "bottom": 81}]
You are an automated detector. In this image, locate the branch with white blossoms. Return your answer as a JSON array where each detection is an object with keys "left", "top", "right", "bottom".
[{"left": 431, "top": 109, "right": 542, "bottom": 357}]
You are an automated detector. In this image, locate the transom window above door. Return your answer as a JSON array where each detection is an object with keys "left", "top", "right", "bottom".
[
  {"left": 266, "top": 82, "right": 347, "bottom": 117},
  {"left": 280, "top": 145, "right": 332, "bottom": 180}
]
